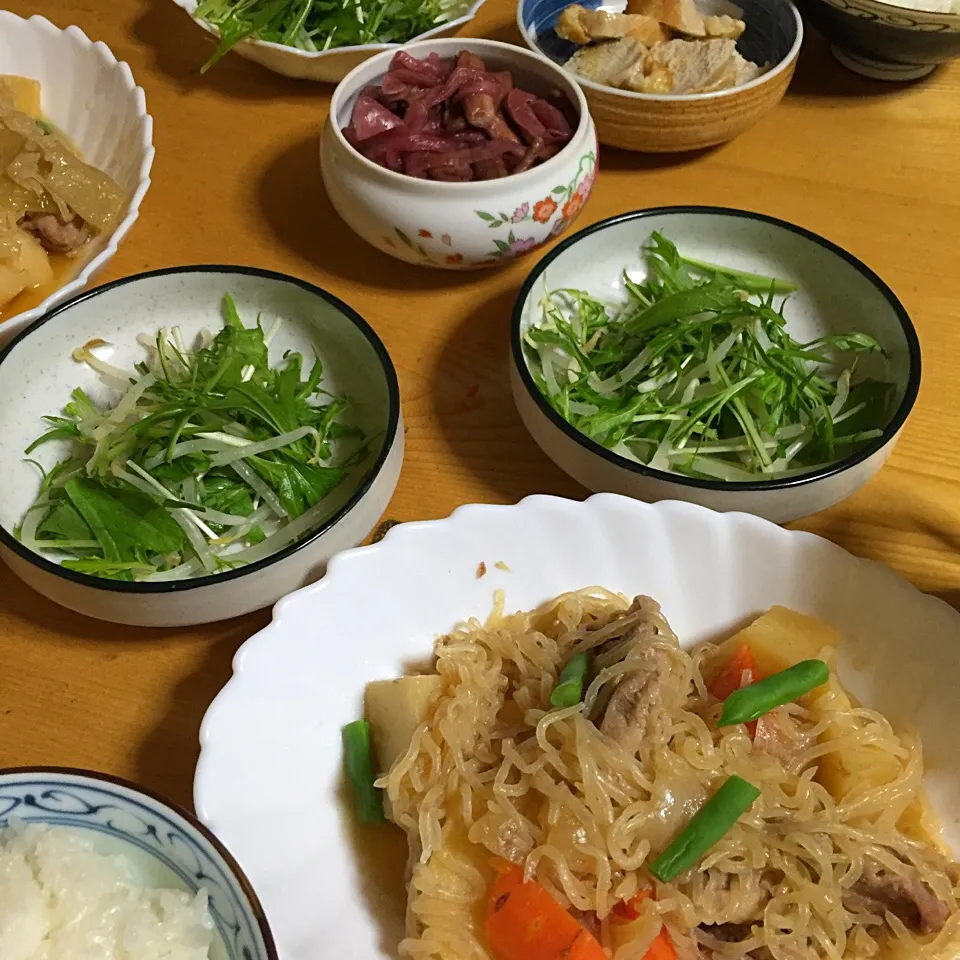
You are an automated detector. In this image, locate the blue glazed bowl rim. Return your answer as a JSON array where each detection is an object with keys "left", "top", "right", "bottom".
[{"left": 0, "top": 765, "right": 279, "bottom": 960}]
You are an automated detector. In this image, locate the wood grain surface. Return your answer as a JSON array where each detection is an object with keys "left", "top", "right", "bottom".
[{"left": 2, "top": 0, "right": 959, "bottom": 811}]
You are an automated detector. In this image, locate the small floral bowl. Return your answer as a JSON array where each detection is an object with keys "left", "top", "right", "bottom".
[{"left": 320, "top": 38, "right": 598, "bottom": 270}]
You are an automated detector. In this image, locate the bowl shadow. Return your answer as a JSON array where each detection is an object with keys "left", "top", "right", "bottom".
[
  {"left": 430, "top": 285, "right": 587, "bottom": 503},
  {"left": 135, "top": 610, "right": 272, "bottom": 809},
  {"left": 132, "top": 0, "right": 327, "bottom": 100},
  {"left": 785, "top": 23, "right": 938, "bottom": 97},
  {"left": 255, "top": 136, "right": 495, "bottom": 292}
]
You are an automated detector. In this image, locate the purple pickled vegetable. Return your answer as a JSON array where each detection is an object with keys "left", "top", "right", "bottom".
[{"left": 342, "top": 49, "right": 576, "bottom": 181}]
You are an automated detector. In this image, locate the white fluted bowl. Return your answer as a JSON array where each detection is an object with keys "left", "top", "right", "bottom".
[
  {"left": 0, "top": 13, "right": 154, "bottom": 345},
  {"left": 194, "top": 493, "right": 960, "bottom": 960},
  {"left": 171, "top": 0, "right": 490, "bottom": 83}
]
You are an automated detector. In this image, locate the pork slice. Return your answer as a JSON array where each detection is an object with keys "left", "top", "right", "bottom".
[
  {"left": 598, "top": 643, "right": 668, "bottom": 754},
  {"left": 565, "top": 38, "right": 647, "bottom": 89},
  {"left": 21, "top": 212, "right": 90, "bottom": 255},
  {"left": 847, "top": 858, "right": 952, "bottom": 935},
  {"left": 646, "top": 38, "right": 741, "bottom": 94},
  {"left": 732, "top": 51, "right": 766, "bottom": 86},
  {"left": 588, "top": 594, "right": 665, "bottom": 669}
]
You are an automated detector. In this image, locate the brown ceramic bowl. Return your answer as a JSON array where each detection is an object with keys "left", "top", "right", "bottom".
[{"left": 518, "top": 0, "right": 803, "bottom": 152}]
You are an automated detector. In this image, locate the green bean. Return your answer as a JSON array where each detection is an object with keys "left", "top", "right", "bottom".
[
  {"left": 342, "top": 720, "right": 385, "bottom": 823},
  {"left": 649, "top": 775, "right": 761, "bottom": 883},
  {"left": 718, "top": 659, "right": 830, "bottom": 727},
  {"left": 550, "top": 652, "right": 591, "bottom": 709}
]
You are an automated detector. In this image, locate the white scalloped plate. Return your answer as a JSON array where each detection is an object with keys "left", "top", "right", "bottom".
[
  {"left": 0, "top": 13, "right": 154, "bottom": 345},
  {"left": 194, "top": 494, "right": 960, "bottom": 960}
]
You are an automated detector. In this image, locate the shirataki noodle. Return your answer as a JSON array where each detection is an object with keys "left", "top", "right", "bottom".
[{"left": 376, "top": 589, "right": 960, "bottom": 960}]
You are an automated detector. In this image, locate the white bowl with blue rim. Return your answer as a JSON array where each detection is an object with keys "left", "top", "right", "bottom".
[
  {"left": 0, "top": 767, "right": 277, "bottom": 960},
  {"left": 509, "top": 207, "right": 921, "bottom": 523},
  {"left": 0, "top": 266, "right": 403, "bottom": 628}
]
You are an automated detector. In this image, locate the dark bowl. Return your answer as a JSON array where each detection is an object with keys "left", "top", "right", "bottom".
[{"left": 797, "top": 0, "right": 960, "bottom": 79}]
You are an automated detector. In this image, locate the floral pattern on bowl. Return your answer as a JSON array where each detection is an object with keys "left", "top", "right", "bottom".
[
  {"left": 321, "top": 39, "right": 598, "bottom": 271},
  {"left": 381, "top": 151, "right": 597, "bottom": 269}
]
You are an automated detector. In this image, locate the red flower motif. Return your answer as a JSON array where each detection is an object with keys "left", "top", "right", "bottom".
[
  {"left": 562, "top": 192, "right": 586, "bottom": 221},
  {"left": 418, "top": 229, "right": 433, "bottom": 238},
  {"left": 445, "top": 253, "right": 464, "bottom": 264},
  {"left": 533, "top": 197, "right": 558, "bottom": 223}
]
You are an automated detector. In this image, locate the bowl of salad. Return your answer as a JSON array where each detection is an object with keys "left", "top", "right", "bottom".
[
  {"left": 0, "top": 266, "right": 402, "bottom": 627},
  {"left": 173, "top": 0, "right": 491, "bottom": 82},
  {"left": 510, "top": 207, "right": 920, "bottom": 523}
]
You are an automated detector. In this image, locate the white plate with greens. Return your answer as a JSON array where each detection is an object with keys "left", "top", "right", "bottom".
[
  {"left": 173, "top": 0, "right": 489, "bottom": 83},
  {"left": 0, "top": 266, "right": 402, "bottom": 627},
  {"left": 510, "top": 207, "right": 921, "bottom": 523}
]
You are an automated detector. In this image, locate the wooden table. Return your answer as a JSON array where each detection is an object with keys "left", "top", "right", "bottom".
[{"left": 3, "top": 0, "right": 959, "bottom": 811}]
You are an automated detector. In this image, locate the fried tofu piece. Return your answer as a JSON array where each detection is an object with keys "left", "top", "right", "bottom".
[
  {"left": 556, "top": 5, "right": 670, "bottom": 47},
  {"left": 704, "top": 14, "right": 746, "bottom": 38},
  {"left": 626, "top": 0, "right": 706, "bottom": 36}
]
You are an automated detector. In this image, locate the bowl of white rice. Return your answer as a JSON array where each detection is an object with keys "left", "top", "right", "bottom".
[
  {"left": 797, "top": 0, "right": 960, "bottom": 79},
  {"left": 0, "top": 767, "right": 277, "bottom": 960}
]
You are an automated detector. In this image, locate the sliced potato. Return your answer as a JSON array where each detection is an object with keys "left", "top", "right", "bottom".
[
  {"left": 715, "top": 608, "right": 933, "bottom": 837},
  {"left": 0, "top": 229, "right": 52, "bottom": 307},
  {"left": 712, "top": 606, "right": 843, "bottom": 678},
  {"left": 0, "top": 75, "right": 42, "bottom": 116},
  {"left": 365, "top": 675, "right": 443, "bottom": 774}
]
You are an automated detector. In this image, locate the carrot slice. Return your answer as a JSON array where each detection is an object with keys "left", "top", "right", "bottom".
[
  {"left": 643, "top": 929, "right": 677, "bottom": 960},
  {"left": 485, "top": 865, "right": 606, "bottom": 960},
  {"left": 709, "top": 642, "right": 761, "bottom": 701},
  {"left": 709, "top": 642, "right": 763, "bottom": 739},
  {"left": 612, "top": 888, "right": 653, "bottom": 922}
]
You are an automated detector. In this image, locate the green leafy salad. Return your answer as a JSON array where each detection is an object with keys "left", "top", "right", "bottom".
[
  {"left": 17, "top": 295, "right": 365, "bottom": 582},
  {"left": 524, "top": 233, "right": 895, "bottom": 483},
  {"left": 194, "top": 0, "right": 471, "bottom": 68}
]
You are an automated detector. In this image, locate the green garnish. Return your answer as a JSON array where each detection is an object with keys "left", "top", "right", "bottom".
[
  {"left": 550, "top": 651, "right": 591, "bottom": 709},
  {"left": 35, "top": 119, "right": 53, "bottom": 136},
  {"left": 717, "top": 659, "right": 830, "bottom": 727},
  {"left": 17, "top": 294, "right": 366, "bottom": 582},
  {"left": 525, "top": 232, "right": 894, "bottom": 483},
  {"left": 342, "top": 719, "right": 385, "bottom": 823},
  {"left": 194, "top": 0, "right": 472, "bottom": 70},
  {"left": 649, "top": 775, "right": 761, "bottom": 883}
]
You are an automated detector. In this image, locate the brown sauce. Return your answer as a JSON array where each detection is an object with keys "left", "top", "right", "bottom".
[{"left": 339, "top": 770, "right": 409, "bottom": 954}]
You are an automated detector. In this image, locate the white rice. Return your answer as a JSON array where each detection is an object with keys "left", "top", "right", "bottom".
[{"left": 0, "top": 823, "right": 214, "bottom": 960}]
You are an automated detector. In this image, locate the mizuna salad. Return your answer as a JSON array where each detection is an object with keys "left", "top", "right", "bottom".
[
  {"left": 523, "top": 233, "right": 895, "bottom": 482},
  {"left": 17, "top": 294, "right": 365, "bottom": 581}
]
